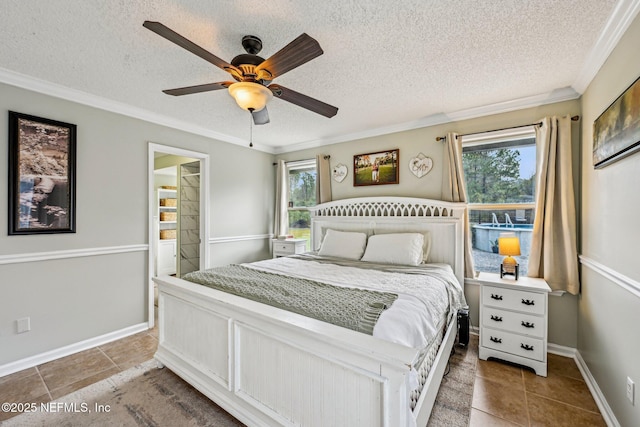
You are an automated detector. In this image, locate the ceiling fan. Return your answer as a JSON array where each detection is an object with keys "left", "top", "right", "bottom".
[{"left": 143, "top": 21, "right": 339, "bottom": 125}]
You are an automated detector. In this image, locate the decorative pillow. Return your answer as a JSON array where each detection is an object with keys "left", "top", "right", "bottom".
[
  {"left": 318, "top": 229, "right": 368, "bottom": 260},
  {"left": 361, "top": 233, "right": 424, "bottom": 266},
  {"left": 373, "top": 229, "right": 431, "bottom": 263}
]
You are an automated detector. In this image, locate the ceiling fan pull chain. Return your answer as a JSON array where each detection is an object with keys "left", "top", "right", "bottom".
[{"left": 249, "top": 113, "right": 253, "bottom": 148}]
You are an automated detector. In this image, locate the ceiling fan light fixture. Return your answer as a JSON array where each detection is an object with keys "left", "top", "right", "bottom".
[{"left": 228, "top": 82, "right": 272, "bottom": 112}]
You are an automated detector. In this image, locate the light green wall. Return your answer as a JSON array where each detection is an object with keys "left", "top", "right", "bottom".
[
  {"left": 0, "top": 82, "right": 274, "bottom": 366},
  {"left": 579, "top": 12, "right": 640, "bottom": 427},
  {"left": 277, "top": 99, "right": 581, "bottom": 348}
]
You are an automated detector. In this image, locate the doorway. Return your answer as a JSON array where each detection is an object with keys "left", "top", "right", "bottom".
[{"left": 147, "top": 143, "right": 210, "bottom": 328}]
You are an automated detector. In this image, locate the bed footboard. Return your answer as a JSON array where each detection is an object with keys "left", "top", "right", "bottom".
[{"left": 155, "top": 275, "right": 443, "bottom": 426}]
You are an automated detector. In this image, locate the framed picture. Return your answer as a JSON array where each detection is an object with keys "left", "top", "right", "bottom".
[
  {"left": 353, "top": 149, "right": 399, "bottom": 186},
  {"left": 593, "top": 75, "right": 640, "bottom": 168},
  {"left": 8, "top": 111, "right": 77, "bottom": 235}
]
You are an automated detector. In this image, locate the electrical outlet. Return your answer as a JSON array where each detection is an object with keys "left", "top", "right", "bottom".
[
  {"left": 627, "top": 377, "right": 635, "bottom": 405},
  {"left": 17, "top": 317, "right": 30, "bottom": 334}
]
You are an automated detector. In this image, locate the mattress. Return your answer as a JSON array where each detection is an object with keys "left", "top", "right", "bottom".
[{"left": 245, "top": 254, "right": 465, "bottom": 362}]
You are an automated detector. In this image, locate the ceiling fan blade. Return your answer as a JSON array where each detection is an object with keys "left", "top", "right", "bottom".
[
  {"left": 268, "top": 84, "right": 338, "bottom": 118},
  {"left": 143, "top": 21, "right": 241, "bottom": 77},
  {"left": 162, "top": 82, "right": 233, "bottom": 96},
  {"left": 255, "top": 33, "right": 323, "bottom": 79},
  {"left": 251, "top": 107, "right": 270, "bottom": 125}
]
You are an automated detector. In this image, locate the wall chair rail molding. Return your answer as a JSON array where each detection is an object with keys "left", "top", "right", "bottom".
[
  {"left": 579, "top": 255, "right": 640, "bottom": 299},
  {"left": 0, "top": 244, "right": 148, "bottom": 265},
  {"left": 208, "top": 234, "right": 274, "bottom": 244}
]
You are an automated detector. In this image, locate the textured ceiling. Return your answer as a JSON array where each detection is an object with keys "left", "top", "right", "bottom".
[{"left": 0, "top": 0, "right": 624, "bottom": 152}]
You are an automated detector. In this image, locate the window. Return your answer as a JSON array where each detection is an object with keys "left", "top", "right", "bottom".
[
  {"left": 287, "top": 159, "right": 316, "bottom": 250},
  {"left": 462, "top": 128, "right": 536, "bottom": 275}
]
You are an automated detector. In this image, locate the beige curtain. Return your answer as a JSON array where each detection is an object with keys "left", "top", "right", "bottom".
[
  {"left": 528, "top": 116, "right": 580, "bottom": 294},
  {"left": 274, "top": 160, "right": 288, "bottom": 238},
  {"left": 442, "top": 132, "right": 476, "bottom": 278},
  {"left": 316, "top": 155, "right": 332, "bottom": 204}
]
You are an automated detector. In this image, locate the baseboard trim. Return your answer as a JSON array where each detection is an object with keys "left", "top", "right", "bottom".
[
  {"left": 474, "top": 335, "right": 617, "bottom": 426},
  {"left": 547, "top": 342, "right": 576, "bottom": 358},
  {"left": 0, "top": 322, "right": 148, "bottom": 377},
  {"left": 0, "top": 244, "right": 148, "bottom": 265},
  {"left": 575, "top": 351, "right": 620, "bottom": 427}
]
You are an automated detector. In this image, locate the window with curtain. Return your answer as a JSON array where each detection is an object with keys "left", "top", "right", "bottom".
[
  {"left": 462, "top": 127, "right": 536, "bottom": 275},
  {"left": 287, "top": 159, "right": 316, "bottom": 250}
]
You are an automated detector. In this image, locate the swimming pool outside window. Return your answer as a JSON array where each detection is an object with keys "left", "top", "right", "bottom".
[
  {"left": 287, "top": 159, "right": 316, "bottom": 250},
  {"left": 462, "top": 127, "right": 536, "bottom": 275}
]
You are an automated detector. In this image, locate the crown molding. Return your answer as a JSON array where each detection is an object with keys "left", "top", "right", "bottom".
[
  {"left": 572, "top": 0, "right": 640, "bottom": 94},
  {"left": 2, "top": 0, "right": 635, "bottom": 156},
  {"left": 274, "top": 87, "right": 580, "bottom": 154},
  {"left": 0, "top": 67, "right": 276, "bottom": 154}
]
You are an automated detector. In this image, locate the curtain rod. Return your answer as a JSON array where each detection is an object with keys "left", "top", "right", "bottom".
[
  {"left": 272, "top": 155, "right": 330, "bottom": 166},
  {"left": 435, "top": 115, "right": 580, "bottom": 142}
]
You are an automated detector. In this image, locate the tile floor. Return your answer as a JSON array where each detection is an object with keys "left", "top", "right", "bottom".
[
  {"left": 469, "top": 336, "right": 606, "bottom": 426},
  {"left": 0, "top": 325, "right": 158, "bottom": 422},
  {"left": 1, "top": 325, "right": 606, "bottom": 426}
]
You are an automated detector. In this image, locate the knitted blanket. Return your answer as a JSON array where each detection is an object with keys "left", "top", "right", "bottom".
[{"left": 182, "top": 264, "right": 398, "bottom": 335}]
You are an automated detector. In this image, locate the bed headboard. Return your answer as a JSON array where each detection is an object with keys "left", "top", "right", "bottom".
[{"left": 309, "top": 197, "right": 467, "bottom": 285}]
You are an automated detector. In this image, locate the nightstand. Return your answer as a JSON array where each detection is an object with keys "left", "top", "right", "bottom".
[
  {"left": 477, "top": 272, "right": 551, "bottom": 376},
  {"left": 272, "top": 238, "right": 307, "bottom": 258}
]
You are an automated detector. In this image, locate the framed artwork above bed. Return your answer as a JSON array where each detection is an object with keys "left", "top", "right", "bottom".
[{"left": 353, "top": 149, "right": 399, "bottom": 186}]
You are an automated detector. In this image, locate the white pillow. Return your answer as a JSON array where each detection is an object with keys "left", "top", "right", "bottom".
[
  {"left": 373, "top": 229, "right": 431, "bottom": 263},
  {"left": 361, "top": 233, "right": 424, "bottom": 266},
  {"left": 317, "top": 226, "right": 372, "bottom": 251},
  {"left": 318, "top": 229, "right": 368, "bottom": 260}
]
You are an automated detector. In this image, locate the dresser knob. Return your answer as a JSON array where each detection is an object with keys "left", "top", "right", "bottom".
[
  {"left": 521, "top": 343, "right": 534, "bottom": 351},
  {"left": 521, "top": 321, "right": 535, "bottom": 328},
  {"left": 521, "top": 299, "right": 535, "bottom": 306},
  {"left": 490, "top": 315, "right": 503, "bottom": 322},
  {"left": 491, "top": 294, "right": 503, "bottom": 301},
  {"left": 490, "top": 336, "right": 502, "bottom": 344}
]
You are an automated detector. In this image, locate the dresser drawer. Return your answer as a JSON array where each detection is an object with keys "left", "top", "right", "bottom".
[
  {"left": 482, "top": 285, "right": 545, "bottom": 315},
  {"left": 273, "top": 243, "right": 296, "bottom": 255},
  {"left": 272, "top": 239, "right": 307, "bottom": 258},
  {"left": 482, "top": 308, "right": 544, "bottom": 338},
  {"left": 482, "top": 327, "right": 544, "bottom": 361}
]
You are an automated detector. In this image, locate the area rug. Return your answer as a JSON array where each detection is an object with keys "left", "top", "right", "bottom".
[{"left": 4, "top": 337, "right": 477, "bottom": 427}]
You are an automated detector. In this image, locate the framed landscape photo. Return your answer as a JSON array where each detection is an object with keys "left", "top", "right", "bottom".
[
  {"left": 353, "top": 149, "right": 399, "bottom": 186},
  {"left": 593, "top": 75, "right": 640, "bottom": 168},
  {"left": 8, "top": 111, "right": 77, "bottom": 235}
]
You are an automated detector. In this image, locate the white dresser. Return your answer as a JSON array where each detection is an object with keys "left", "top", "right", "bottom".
[
  {"left": 478, "top": 272, "right": 551, "bottom": 376},
  {"left": 272, "top": 238, "right": 307, "bottom": 258}
]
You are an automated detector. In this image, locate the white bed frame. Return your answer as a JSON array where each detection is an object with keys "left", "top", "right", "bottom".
[{"left": 153, "top": 197, "right": 466, "bottom": 427}]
